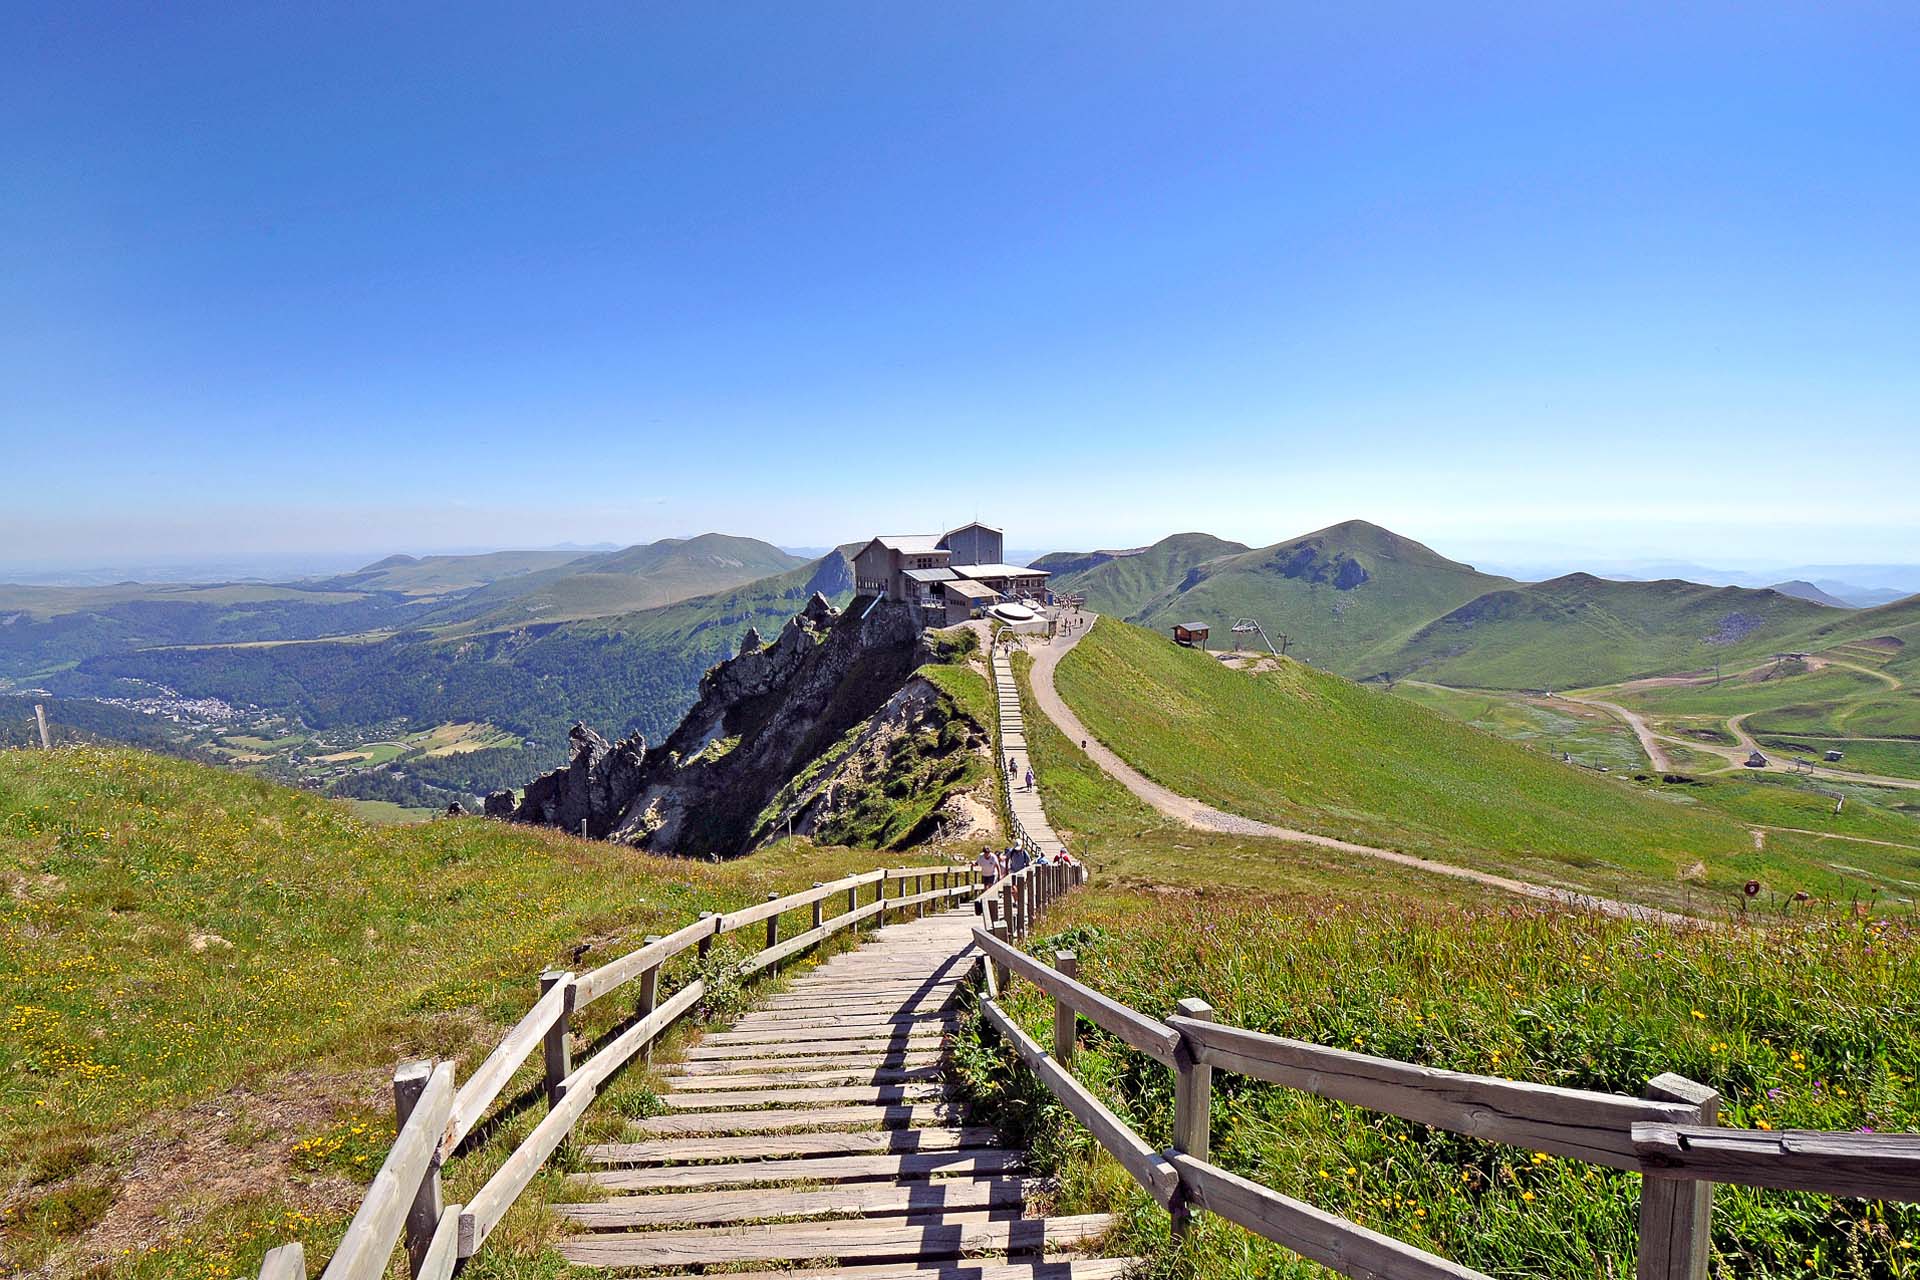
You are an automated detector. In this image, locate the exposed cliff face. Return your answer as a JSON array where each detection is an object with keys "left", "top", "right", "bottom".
[{"left": 497, "top": 593, "right": 983, "bottom": 857}]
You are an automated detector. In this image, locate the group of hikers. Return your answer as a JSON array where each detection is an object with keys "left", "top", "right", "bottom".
[{"left": 975, "top": 840, "right": 1077, "bottom": 884}]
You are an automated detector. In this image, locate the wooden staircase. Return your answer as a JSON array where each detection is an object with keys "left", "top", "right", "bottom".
[{"left": 555, "top": 907, "right": 1133, "bottom": 1276}]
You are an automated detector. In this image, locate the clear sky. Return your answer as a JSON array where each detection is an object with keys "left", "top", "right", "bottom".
[{"left": 4, "top": 3, "right": 1917, "bottom": 570}]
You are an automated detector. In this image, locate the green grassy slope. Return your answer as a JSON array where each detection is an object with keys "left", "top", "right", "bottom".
[
  {"left": 1103, "top": 521, "right": 1513, "bottom": 675},
  {"left": 1035, "top": 533, "right": 1250, "bottom": 618},
  {"left": 962, "top": 888, "right": 1918, "bottom": 1279},
  {"left": 1053, "top": 618, "right": 1920, "bottom": 904},
  {"left": 308, "top": 548, "right": 591, "bottom": 596},
  {"left": 420, "top": 533, "right": 807, "bottom": 629},
  {"left": 1383, "top": 574, "right": 1841, "bottom": 689},
  {"left": 51, "top": 551, "right": 858, "bottom": 756},
  {"left": 0, "top": 745, "right": 904, "bottom": 1277}
]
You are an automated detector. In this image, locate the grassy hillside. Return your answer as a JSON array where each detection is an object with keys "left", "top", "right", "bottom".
[
  {"left": 49, "top": 552, "right": 858, "bottom": 779},
  {"left": 962, "top": 887, "right": 1919, "bottom": 1278},
  {"left": 0, "top": 744, "right": 908, "bottom": 1277},
  {"left": 1035, "top": 533, "right": 1250, "bottom": 618},
  {"left": 307, "top": 549, "right": 590, "bottom": 596},
  {"left": 420, "top": 533, "right": 806, "bottom": 630},
  {"left": 1052, "top": 618, "right": 1919, "bottom": 906},
  {"left": 1384, "top": 574, "right": 1839, "bottom": 689},
  {"left": 1057, "top": 521, "right": 1513, "bottom": 675}
]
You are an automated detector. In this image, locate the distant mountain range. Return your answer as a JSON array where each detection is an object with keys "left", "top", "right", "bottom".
[{"left": 11, "top": 521, "right": 1920, "bottom": 795}]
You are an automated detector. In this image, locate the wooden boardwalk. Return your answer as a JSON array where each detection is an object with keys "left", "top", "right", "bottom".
[
  {"left": 996, "top": 643, "right": 1065, "bottom": 858},
  {"left": 556, "top": 907, "right": 1132, "bottom": 1276}
]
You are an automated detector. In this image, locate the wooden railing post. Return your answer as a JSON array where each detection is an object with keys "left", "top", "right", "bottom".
[
  {"left": 847, "top": 881, "right": 858, "bottom": 925},
  {"left": 1170, "top": 997, "right": 1216, "bottom": 1237},
  {"left": 764, "top": 890, "right": 780, "bottom": 951},
  {"left": 538, "top": 971, "right": 575, "bottom": 1108},
  {"left": 1637, "top": 1073, "right": 1721, "bottom": 1280},
  {"left": 1052, "top": 951, "right": 1079, "bottom": 1064},
  {"left": 697, "top": 910, "right": 717, "bottom": 961},
  {"left": 393, "top": 1060, "right": 444, "bottom": 1278},
  {"left": 637, "top": 936, "right": 662, "bottom": 1066},
  {"left": 811, "top": 883, "right": 825, "bottom": 930},
  {"left": 987, "top": 899, "right": 1012, "bottom": 991}
]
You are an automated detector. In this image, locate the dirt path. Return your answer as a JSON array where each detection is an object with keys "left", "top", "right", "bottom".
[
  {"left": 1556, "top": 694, "right": 1673, "bottom": 772},
  {"left": 1023, "top": 618, "right": 1692, "bottom": 925}
]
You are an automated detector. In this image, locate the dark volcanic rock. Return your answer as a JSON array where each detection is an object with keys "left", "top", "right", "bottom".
[
  {"left": 483, "top": 790, "right": 516, "bottom": 819},
  {"left": 504, "top": 596, "right": 932, "bottom": 857}
]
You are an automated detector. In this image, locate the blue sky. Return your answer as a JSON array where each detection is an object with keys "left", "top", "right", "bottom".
[{"left": 3, "top": 2, "right": 1917, "bottom": 570}]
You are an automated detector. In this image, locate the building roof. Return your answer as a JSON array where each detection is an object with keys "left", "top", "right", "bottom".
[
  {"left": 1177, "top": 621, "right": 1209, "bottom": 631},
  {"left": 951, "top": 563, "right": 1050, "bottom": 579},
  {"left": 944, "top": 578, "right": 1001, "bottom": 600},
  {"left": 941, "top": 521, "right": 1002, "bottom": 539},
  {"left": 903, "top": 566, "right": 958, "bottom": 584},
  {"left": 885, "top": 534, "right": 948, "bottom": 554}
]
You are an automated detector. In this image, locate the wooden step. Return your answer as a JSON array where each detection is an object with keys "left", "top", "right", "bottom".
[
  {"left": 728, "top": 1011, "right": 953, "bottom": 1031},
  {"left": 581, "top": 1147, "right": 1025, "bottom": 1191},
  {"left": 587, "top": 1128, "right": 1006, "bottom": 1166},
  {"left": 557, "top": 1177, "right": 1027, "bottom": 1228},
  {"left": 681, "top": 1038, "right": 950, "bottom": 1061},
  {"left": 632, "top": 1103, "right": 959, "bottom": 1137},
  {"left": 660, "top": 1083, "right": 945, "bottom": 1110},
  {"left": 700, "top": 1259, "right": 1137, "bottom": 1280},
  {"left": 585, "top": 1126, "right": 1002, "bottom": 1167},
  {"left": 670, "top": 1051, "right": 945, "bottom": 1077},
  {"left": 554, "top": 1212, "right": 1116, "bottom": 1268},
  {"left": 700, "top": 1022, "right": 950, "bottom": 1046},
  {"left": 662, "top": 1064, "right": 945, "bottom": 1090}
]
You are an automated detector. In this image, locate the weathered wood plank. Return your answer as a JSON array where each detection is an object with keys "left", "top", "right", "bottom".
[
  {"left": 564, "top": 977, "right": 706, "bottom": 1097},
  {"left": 1172, "top": 1153, "right": 1490, "bottom": 1280},
  {"left": 1632, "top": 1122, "right": 1920, "bottom": 1200},
  {"left": 1170, "top": 1017, "right": 1699, "bottom": 1171},
  {"left": 701, "top": 1021, "right": 950, "bottom": 1045},
  {"left": 554, "top": 1212, "right": 1116, "bottom": 1268},
  {"left": 414, "top": 1202, "right": 462, "bottom": 1280},
  {"left": 662, "top": 1083, "right": 945, "bottom": 1110},
  {"left": 680, "top": 1036, "right": 951, "bottom": 1061},
  {"left": 695, "top": 1261, "right": 1136, "bottom": 1280},
  {"left": 457, "top": 1079, "right": 596, "bottom": 1257},
  {"left": 671, "top": 1051, "right": 946, "bottom": 1076},
  {"left": 586, "top": 1126, "right": 1002, "bottom": 1166},
  {"left": 631, "top": 1102, "right": 959, "bottom": 1137},
  {"left": 573, "top": 914, "right": 713, "bottom": 1009},
  {"left": 1635, "top": 1074, "right": 1718, "bottom": 1280},
  {"left": 982, "top": 1001, "right": 1177, "bottom": 1208},
  {"left": 258, "top": 1242, "right": 305, "bottom": 1280},
  {"left": 557, "top": 1176, "right": 1026, "bottom": 1227},
  {"left": 319, "top": 1060, "right": 454, "bottom": 1280},
  {"left": 443, "top": 979, "right": 570, "bottom": 1153},
  {"left": 664, "top": 1065, "right": 946, "bottom": 1090},
  {"left": 579, "top": 1148, "right": 1025, "bottom": 1191},
  {"left": 974, "top": 929, "right": 1179, "bottom": 1067}
]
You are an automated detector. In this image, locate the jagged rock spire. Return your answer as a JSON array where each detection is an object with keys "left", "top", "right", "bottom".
[{"left": 739, "top": 625, "right": 764, "bottom": 655}]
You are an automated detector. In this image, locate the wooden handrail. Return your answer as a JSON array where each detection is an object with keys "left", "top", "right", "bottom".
[
  {"left": 977, "top": 924, "right": 1920, "bottom": 1280},
  {"left": 1167, "top": 1016, "right": 1698, "bottom": 1172},
  {"left": 443, "top": 976, "right": 572, "bottom": 1153},
  {"left": 974, "top": 926, "right": 1180, "bottom": 1067},
  {"left": 1169, "top": 1153, "right": 1491, "bottom": 1280},
  {"left": 319, "top": 1061, "right": 453, "bottom": 1280},
  {"left": 258, "top": 861, "right": 975, "bottom": 1279},
  {"left": 1633, "top": 1123, "right": 1920, "bottom": 1200}
]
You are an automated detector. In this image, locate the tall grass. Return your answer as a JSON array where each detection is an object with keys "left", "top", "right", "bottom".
[{"left": 959, "top": 887, "right": 1920, "bottom": 1278}]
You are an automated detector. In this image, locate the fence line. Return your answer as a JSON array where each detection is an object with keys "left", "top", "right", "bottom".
[
  {"left": 255, "top": 863, "right": 979, "bottom": 1279},
  {"left": 970, "top": 924, "right": 1920, "bottom": 1280}
]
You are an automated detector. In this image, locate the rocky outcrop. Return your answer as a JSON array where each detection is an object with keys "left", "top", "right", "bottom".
[
  {"left": 510, "top": 721, "right": 649, "bottom": 837},
  {"left": 504, "top": 594, "right": 945, "bottom": 857}
]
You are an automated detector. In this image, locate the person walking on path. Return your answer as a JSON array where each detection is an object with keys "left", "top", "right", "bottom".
[
  {"left": 976, "top": 846, "right": 1002, "bottom": 884},
  {"left": 1024, "top": 767, "right": 1035, "bottom": 791}
]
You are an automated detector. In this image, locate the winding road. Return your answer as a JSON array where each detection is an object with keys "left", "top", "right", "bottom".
[{"left": 1021, "top": 616, "right": 1690, "bottom": 925}]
